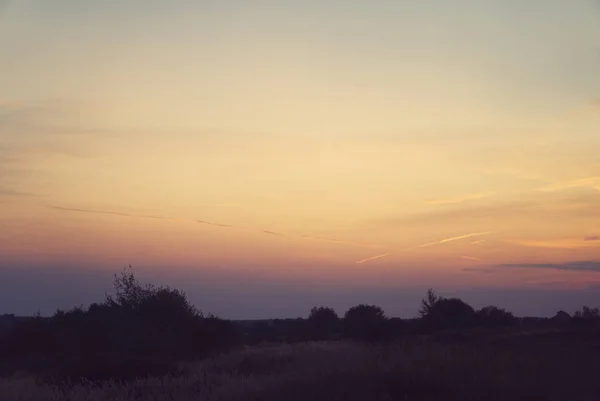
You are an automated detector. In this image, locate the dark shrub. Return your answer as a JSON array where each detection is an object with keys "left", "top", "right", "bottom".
[
  {"left": 344, "top": 304, "right": 388, "bottom": 342},
  {"left": 419, "top": 288, "right": 440, "bottom": 318},
  {"left": 384, "top": 317, "right": 407, "bottom": 338},
  {"left": 572, "top": 306, "right": 600, "bottom": 328},
  {"left": 0, "top": 266, "right": 240, "bottom": 383},
  {"left": 307, "top": 306, "right": 339, "bottom": 340},
  {"left": 419, "top": 289, "right": 475, "bottom": 330},
  {"left": 475, "top": 305, "right": 516, "bottom": 328},
  {"left": 574, "top": 306, "right": 600, "bottom": 320}
]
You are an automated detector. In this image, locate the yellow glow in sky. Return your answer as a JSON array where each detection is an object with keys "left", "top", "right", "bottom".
[{"left": 1, "top": 1, "right": 600, "bottom": 317}]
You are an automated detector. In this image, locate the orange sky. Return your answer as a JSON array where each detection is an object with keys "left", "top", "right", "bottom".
[{"left": 1, "top": 1, "right": 599, "bottom": 317}]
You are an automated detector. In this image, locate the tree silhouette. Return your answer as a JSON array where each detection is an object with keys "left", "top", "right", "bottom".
[
  {"left": 574, "top": 306, "right": 600, "bottom": 320},
  {"left": 419, "top": 289, "right": 474, "bottom": 329},
  {"left": 308, "top": 306, "right": 339, "bottom": 339},
  {"left": 344, "top": 304, "right": 387, "bottom": 341},
  {"left": 0, "top": 266, "right": 240, "bottom": 383},
  {"left": 475, "top": 305, "right": 516, "bottom": 327},
  {"left": 106, "top": 265, "right": 200, "bottom": 318},
  {"left": 419, "top": 288, "right": 440, "bottom": 317}
]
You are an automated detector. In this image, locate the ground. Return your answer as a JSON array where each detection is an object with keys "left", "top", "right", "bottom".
[{"left": 2, "top": 328, "right": 600, "bottom": 401}]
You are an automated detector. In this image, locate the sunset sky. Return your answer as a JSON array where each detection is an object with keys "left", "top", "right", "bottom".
[{"left": 1, "top": 1, "right": 599, "bottom": 318}]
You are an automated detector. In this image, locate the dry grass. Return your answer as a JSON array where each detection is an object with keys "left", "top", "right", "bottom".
[{"left": 2, "top": 337, "right": 600, "bottom": 401}]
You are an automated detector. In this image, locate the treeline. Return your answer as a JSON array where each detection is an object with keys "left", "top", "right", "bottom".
[
  {"left": 240, "top": 289, "right": 600, "bottom": 344},
  {"left": 0, "top": 268, "right": 598, "bottom": 383},
  {"left": 0, "top": 268, "right": 239, "bottom": 383}
]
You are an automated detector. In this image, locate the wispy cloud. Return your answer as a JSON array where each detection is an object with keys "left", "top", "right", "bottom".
[
  {"left": 368, "top": 185, "right": 600, "bottom": 229},
  {"left": 461, "top": 256, "right": 481, "bottom": 261},
  {"left": 50, "top": 207, "right": 176, "bottom": 221},
  {"left": 470, "top": 240, "right": 486, "bottom": 245},
  {"left": 356, "top": 253, "right": 389, "bottom": 264},
  {"left": 141, "top": 215, "right": 174, "bottom": 221},
  {"left": 509, "top": 238, "right": 600, "bottom": 250},
  {"left": 369, "top": 201, "right": 536, "bottom": 226},
  {"left": 355, "top": 231, "right": 495, "bottom": 264},
  {"left": 584, "top": 236, "right": 599, "bottom": 241},
  {"left": 195, "top": 220, "right": 380, "bottom": 247},
  {"left": 440, "top": 231, "right": 494, "bottom": 244},
  {"left": 49, "top": 204, "right": 381, "bottom": 251},
  {"left": 196, "top": 219, "right": 291, "bottom": 238},
  {"left": 263, "top": 230, "right": 284, "bottom": 237},
  {"left": 51, "top": 206, "right": 291, "bottom": 238},
  {"left": 0, "top": 102, "right": 112, "bottom": 200},
  {"left": 410, "top": 231, "right": 494, "bottom": 249},
  {"left": 196, "top": 219, "right": 238, "bottom": 229},
  {"left": 413, "top": 241, "right": 438, "bottom": 249},
  {"left": 462, "top": 267, "right": 496, "bottom": 274},
  {"left": 298, "top": 235, "right": 384, "bottom": 249},
  {"left": 499, "top": 260, "right": 600, "bottom": 273},
  {"left": 426, "top": 192, "right": 493, "bottom": 205},
  {"left": 0, "top": 186, "right": 33, "bottom": 198},
  {"left": 537, "top": 176, "right": 600, "bottom": 192},
  {"left": 50, "top": 206, "right": 133, "bottom": 218}
]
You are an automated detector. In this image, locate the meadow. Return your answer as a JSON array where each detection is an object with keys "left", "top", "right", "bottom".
[
  {"left": 2, "top": 269, "right": 600, "bottom": 401},
  {"left": 3, "top": 332, "right": 600, "bottom": 401}
]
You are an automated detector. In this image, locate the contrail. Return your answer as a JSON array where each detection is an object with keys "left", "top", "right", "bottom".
[
  {"left": 461, "top": 256, "right": 481, "bottom": 261},
  {"left": 49, "top": 204, "right": 494, "bottom": 262},
  {"left": 426, "top": 192, "right": 492, "bottom": 205},
  {"left": 356, "top": 253, "right": 389, "bottom": 264},
  {"left": 355, "top": 232, "right": 493, "bottom": 266},
  {"left": 439, "top": 231, "right": 494, "bottom": 244},
  {"left": 194, "top": 221, "right": 378, "bottom": 247},
  {"left": 196, "top": 220, "right": 289, "bottom": 237},
  {"left": 403, "top": 232, "right": 494, "bottom": 251},
  {"left": 49, "top": 204, "right": 378, "bottom": 250},
  {"left": 299, "top": 235, "right": 384, "bottom": 249},
  {"left": 197, "top": 220, "right": 240, "bottom": 229},
  {"left": 471, "top": 240, "right": 486, "bottom": 245},
  {"left": 50, "top": 206, "right": 133, "bottom": 218},
  {"left": 50, "top": 206, "right": 175, "bottom": 221},
  {"left": 263, "top": 230, "right": 284, "bottom": 236},
  {"left": 413, "top": 241, "right": 438, "bottom": 249}
]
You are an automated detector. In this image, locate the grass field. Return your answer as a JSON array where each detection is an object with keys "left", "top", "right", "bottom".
[{"left": 3, "top": 329, "right": 600, "bottom": 401}]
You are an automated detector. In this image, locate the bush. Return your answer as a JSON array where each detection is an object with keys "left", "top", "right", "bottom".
[
  {"left": 572, "top": 306, "right": 600, "bottom": 328},
  {"left": 307, "top": 307, "right": 339, "bottom": 340},
  {"left": 574, "top": 306, "right": 600, "bottom": 320},
  {"left": 344, "top": 304, "right": 388, "bottom": 342},
  {"left": 475, "top": 306, "right": 516, "bottom": 328},
  {"left": 0, "top": 266, "right": 240, "bottom": 383},
  {"left": 419, "top": 288, "right": 440, "bottom": 318},
  {"left": 419, "top": 289, "right": 475, "bottom": 330}
]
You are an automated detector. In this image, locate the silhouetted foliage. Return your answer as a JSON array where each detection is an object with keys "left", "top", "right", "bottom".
[
  {"left": 419, "top": 290, "right": 475, "bottom": 329},
  {"left": 383, "top": 317, "right": 407, "bottom": 339},
  {"left": 419, "top": 288, "right": 440, "bottom": 317},
  {"left": 344, "top": 304, "right": 388, "bottom": 341},
  {"left": 572, "top": 306, "right": 600, "bottom": 328},
  {"left": 475, "top": 305, "right": 517, "bottom": 327},
  {"left": 307, "top": 306, "right": 339, "bottom": 339},
  {"left": 574, "top": 306, "right": 600, "bottom": 320},
  {"left": 552, "top": 310, "right": 571, "bottom": 325},
  {"left": 0, "top": 266, "right": 240, "bottom": 383},
  {"left": 7, "top": 266, "right": 600, "bottom": 390}
]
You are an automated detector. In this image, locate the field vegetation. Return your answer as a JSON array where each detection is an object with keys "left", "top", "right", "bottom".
[{"left": 1, "top": 267, "right": 599, "bottom": 400}]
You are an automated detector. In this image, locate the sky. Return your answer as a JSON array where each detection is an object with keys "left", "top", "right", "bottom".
[{"left": 1, "top": 0, "right": 599, "bottom": 319}]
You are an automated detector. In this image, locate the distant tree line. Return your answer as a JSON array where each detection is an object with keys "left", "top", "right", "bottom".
[
  {"left": 0, "top": 267, "right": 239, "bottom": 383},
  {"left": 1, "top": 270, "right": 599, "bottom": 383},
  {"left": 241, "top": 289, "right": 599, "bottom": 344}
]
